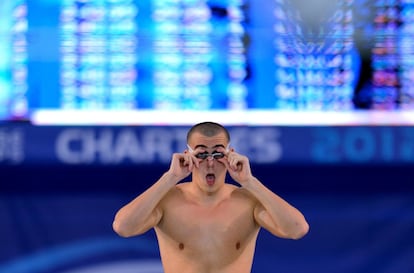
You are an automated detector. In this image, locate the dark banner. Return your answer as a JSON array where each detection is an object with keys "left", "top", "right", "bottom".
[
  {"left": 0, "top": 124, "right": 413, "bottom": 273},
  {"left": 1, "top": 124, "right": 414, "bottom": 166}
]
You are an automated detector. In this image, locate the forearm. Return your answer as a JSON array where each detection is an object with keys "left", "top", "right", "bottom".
[
  {"left": 243, "top": 177, "right": 309, "bottom": 239},
  {"left": 113, "top": 171, "right": 178, "bottom": 237}
]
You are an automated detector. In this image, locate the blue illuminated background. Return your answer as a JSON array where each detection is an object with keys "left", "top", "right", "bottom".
[{"left": 1, "top": 0, "right": 413, "bottom": 124}]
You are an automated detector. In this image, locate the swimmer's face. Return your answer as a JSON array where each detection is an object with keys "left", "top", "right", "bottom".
[{"left": 187, "top": 132, "right": 229, "bottom": 193}]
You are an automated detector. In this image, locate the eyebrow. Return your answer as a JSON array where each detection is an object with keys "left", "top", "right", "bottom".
[{"left": 194, "top": 144, "right": 225, "bottom": 149}]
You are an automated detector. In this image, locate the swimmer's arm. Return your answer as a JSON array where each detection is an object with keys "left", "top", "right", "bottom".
[
  {"left": 112, "top": 172, "right": 177, "bottom": 237},
  {"left": 244, "top": 177, "right": 309, "bottom": 239},
  {"left": 113, "top": 152, "right": 196, "bottom": 237}
]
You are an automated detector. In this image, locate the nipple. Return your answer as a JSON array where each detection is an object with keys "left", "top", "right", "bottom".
[
  {"left": 236, "top": 242, "right": 241, "bottom": 250},
  {"left": 179, "top": 243, "right": 184, "bottom": 250}
]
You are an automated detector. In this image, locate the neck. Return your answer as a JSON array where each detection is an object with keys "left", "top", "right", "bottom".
[{"left": 190, "top": 181, "right": 229, "bottom": 206}]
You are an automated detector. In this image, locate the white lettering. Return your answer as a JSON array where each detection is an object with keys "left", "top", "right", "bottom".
[
  {"left": 113, "top": 129, "right": 145, "bottom": 163},
  {"left": 142, "top": 128, "right": 175, "bottom": 163},
  {"left": 0, "top": 129, "right": 24, "bottom": 164},
  {"left": 56, "top": 129, "right": 84, "bottom": 164},
  {"left": 230, "top": 128, "right": 282, "bottom": 163},
  {"left": 56, "top": 127, "right": 186, "bottom": 165},
  {"left": 83, "top": 129, "right": 113, "bottom": 164},
  {"left": 55, "top": 127, "right": 281, "bottom": 165},
  {"left": 57, "top": 129, "right": 117, "bottom": 164}
]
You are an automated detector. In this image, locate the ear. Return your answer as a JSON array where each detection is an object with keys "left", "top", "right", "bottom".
[{"left": 230, "top": 147, "right": 235, "bottom": 152}]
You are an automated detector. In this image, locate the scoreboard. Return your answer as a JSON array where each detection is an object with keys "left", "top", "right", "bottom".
[{"left": 0, "top": 0, "right": 413, "bottom": 124}]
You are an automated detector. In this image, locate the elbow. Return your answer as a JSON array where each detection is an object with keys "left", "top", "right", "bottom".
[
  {"left": 291, "top": 220, "right": 309, "bottom": 240},
  {"left": 112, "top": 218, "right": 134, "bottom": 238},
  {"left": 112, "top": 217, "right": 148, "bottom": 238}
]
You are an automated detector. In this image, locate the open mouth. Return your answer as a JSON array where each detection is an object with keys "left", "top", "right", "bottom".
[{"left": 206, "top": 173, "right": 215, "bottom": 186}]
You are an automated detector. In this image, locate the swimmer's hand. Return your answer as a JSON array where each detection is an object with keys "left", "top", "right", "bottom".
[
  {"left": 168, "top": 152, "right": 200, "bottom": 182},
  {"left": 220, "top": 151, "right": 253, "bottom": 186}
]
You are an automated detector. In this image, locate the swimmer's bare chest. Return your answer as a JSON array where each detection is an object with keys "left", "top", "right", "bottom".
[{"left": 154, "top": 187, "right": 260, "bottom": 273}]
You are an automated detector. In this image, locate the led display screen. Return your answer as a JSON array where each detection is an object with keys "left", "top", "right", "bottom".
[{"left": 1, "top": 0, "right": 413, "bottom": 125}]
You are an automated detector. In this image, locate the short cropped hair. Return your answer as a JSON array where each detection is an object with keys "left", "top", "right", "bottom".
[{"left": 187, "top": 122, "right": 230, "bottom": 143}]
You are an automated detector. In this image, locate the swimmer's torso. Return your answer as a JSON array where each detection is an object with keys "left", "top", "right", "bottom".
[{"left": 155, "top": 183, "right": 260, "bottom": 273}]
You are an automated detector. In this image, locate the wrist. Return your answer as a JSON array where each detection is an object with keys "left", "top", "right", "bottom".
[
  {"left": 162, "top": 171, "right": 182, "bottom": 186},
  {"left": 241, "top": 176, "right": 258, "bottom": 189}
]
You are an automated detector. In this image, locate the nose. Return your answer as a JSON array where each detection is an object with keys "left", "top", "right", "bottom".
[{"left": 206, "top": 155, "right": 215, "bottom": 165}]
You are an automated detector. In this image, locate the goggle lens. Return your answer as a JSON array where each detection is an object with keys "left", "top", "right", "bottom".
[{"left": 195, "top": 152, "right": 225, "bottom": 160}]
